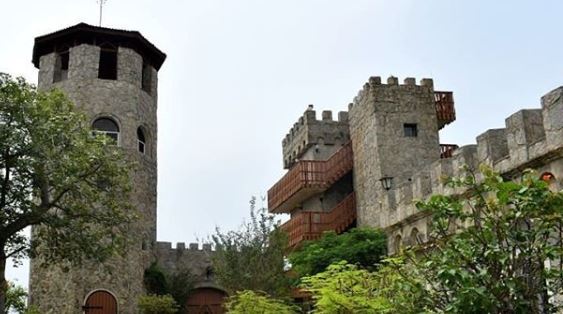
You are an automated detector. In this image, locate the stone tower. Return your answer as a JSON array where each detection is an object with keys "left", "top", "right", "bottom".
[
  {"left": 348, "top": 76, "right": 454, "bottom": 228},
  {"left": 28, "top": 23, "right": 166, "bottom": 313}
]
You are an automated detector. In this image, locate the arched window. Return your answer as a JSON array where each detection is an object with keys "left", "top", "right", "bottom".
[
  {"left": 137, "top": 127, "right": 146, "bottom": 154},
  {"left": 410, "top": 228, "right": 424, "bottom": 245},
  {"left": 394, "top": 234, "right": 402, "bottom": 253},
  {"left": 540, "top": 172, "right": 556, "bottom": 183},
  {"left": 92, "top": 117, "right": 119, "bottom": 144},
  {"left": 540, "top": 172, "right": 557, "bottom": 190}
]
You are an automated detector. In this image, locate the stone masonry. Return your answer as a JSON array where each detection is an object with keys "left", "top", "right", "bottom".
[
  {"left": 29, "top": 23, "right": 222, "bottom": 313},
  {"left": 270, "top": 75, "right": 563, "bottom": 257},
  {"left": 29, "top": 27, "right": 160, "bottom": 313}
]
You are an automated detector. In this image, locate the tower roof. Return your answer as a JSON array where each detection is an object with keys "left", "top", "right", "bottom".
[{"left": 32, "top": 23, "right": 167, "bottom": 70}]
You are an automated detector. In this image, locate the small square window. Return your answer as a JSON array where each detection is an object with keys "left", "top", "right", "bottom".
[{"left": 404, "top": 123, "right": 418, "bottom": 137}]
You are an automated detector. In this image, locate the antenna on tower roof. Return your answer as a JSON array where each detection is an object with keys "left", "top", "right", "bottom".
[{"left": 97, "top": 0, "right": 108, "bottom": 26}]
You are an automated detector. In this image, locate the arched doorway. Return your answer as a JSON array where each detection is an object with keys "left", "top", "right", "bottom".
[
  {"left": 185, "top": 287, "right": 227, "bottom": 314},
  {"left": 83, "top": 290, "right": 118, "bottom": 314}
]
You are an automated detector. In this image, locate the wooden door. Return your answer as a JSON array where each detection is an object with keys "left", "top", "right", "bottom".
[
  {"left": 83, "top": 290, "right": 118, "bottom": 314},
  {"left": 185, "top": 288, "right": 227, "bottom": 314}
]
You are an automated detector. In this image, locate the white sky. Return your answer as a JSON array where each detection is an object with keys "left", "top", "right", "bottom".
[{"left": 1, "top": 0, "right": 562, "bottom": 289}]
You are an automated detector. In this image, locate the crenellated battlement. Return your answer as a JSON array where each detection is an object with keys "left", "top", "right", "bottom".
[
  {"left": 382, "top": 85, "right": 563, "bottom": 253},
  {"left": 282, "top": 105, "right": 350, "bottom": 169},
  {"left": 156, "top": 241, "right": 215, "bottom": 252},
  {"left": 349, "top": 76, "right": 435, "bottom": 109}
]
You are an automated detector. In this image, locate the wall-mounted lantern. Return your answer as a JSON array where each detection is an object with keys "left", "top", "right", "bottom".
[{"left": 379, "top": 176, "right": 393, "bottom": 191}]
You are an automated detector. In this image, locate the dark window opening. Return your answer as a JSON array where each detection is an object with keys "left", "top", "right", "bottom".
[
  {"left": 98, "top": 49, "right": 118, "bottom": 80},
  {"left": 137, "top": 127, "right": 146, "bottom": 154},
  {"left": 92, "top": 117, "right": 120, "bottom": 144},
  {"left": 404, "top": 123, "right": 418, "bottom": 137},
  {"left": 205, "top": 267, "right": 214, "bottom": 281},
  {"left": 141, "top": 61, "right": 152, "bottom": 94},
  {"left": 53, "top": 51, "right": 69, "bottom": 83}
]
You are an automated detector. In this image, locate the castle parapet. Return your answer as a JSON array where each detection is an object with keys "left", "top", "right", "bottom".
[
  {"left": 282, "top": 106, "right": 350, "bottom": 169},
  {"left": 350, "top": 76, "right": 455, "bottom": 130},
  {"left": 385, "top": 85, "right": 563, "bottom": 254}
]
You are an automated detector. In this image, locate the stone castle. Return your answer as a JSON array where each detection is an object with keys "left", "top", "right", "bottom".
[
  {"left": 268, "top": 75, "right": 562, "bottom": 256},
  {"left": 26, "top": 23, "right": 562, "bottom": 313},
  {"left": 28, "top": 23, "right": 223, "bottom": 314}
]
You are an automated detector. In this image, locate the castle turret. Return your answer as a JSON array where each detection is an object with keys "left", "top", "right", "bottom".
[
  {"left": 29, "top": 23, "right": 165, "bottom": 313},
  {"left": 348, "top": 76, "right": 455, "bottom": 228}
]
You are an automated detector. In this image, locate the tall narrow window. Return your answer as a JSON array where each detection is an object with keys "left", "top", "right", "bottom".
[
  {"left": 98, "top": 49, "right": 118, "bottom": 80},
  {"left": 53, "top": 50, "right": 69, "bottom": 83},
  {"left": 141, "top": 60, "right": 152, "bottom": 94},
  {"left": 137, "top": 127, "right": 146, "bottom": 154},
  {"left": 92, "top": 117, "right": 120, "bottom": 144}
]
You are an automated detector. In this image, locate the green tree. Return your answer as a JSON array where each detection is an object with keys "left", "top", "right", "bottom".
[
  {"left": 210, "top": 196, "right": 290, "bottom": 297},
  {"left": 225, "top": 290, "right": 299, "bottom": 314},
  {"left": 387, "top": 166, "right": 563, "bottom": 313},
  {"left": 143, "top": 263, "right": 194, "bottom": 312},
  {"left": 5, "top": 281, "right": 26, "bottom": 314},
  {"left": 288, "top": 228, "right": 387, "bottom": 277},
  {"left": 167, "top": 269, "right": 195, "bottom": 313},
  {"left": 301, "top": 262, "right": 391, "bottom": 314},
  {"left": 0, "top": 74, "right": 134, "bottom": 312},
  {"left": 144, "top": 262, "right": 169, "bottom": 295},
  {"left": 138, "top": 294, "right": 179, "bottom": 314}
]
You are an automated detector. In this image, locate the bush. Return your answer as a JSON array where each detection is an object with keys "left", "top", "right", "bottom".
[
  {"left": 289, "top": 228, "right": 387, "bottom": 277},
  {"left": 138, "top": 294, "right": 178, "bottom": 314},
  {"left": 225, "top": 290, "right": 298, "bottom": 314}
]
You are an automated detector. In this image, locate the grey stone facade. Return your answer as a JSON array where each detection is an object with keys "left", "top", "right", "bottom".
[
  {"left": 282, "top": 107, "right": 350, "bottom": 169},
  {"left": 154, "top": 242, "right": 219, "bottom": 290},
  {"left": 29, "top": 24, "right": 222, "bottom": 313},
  {"left": 273, "top": 75, "right": 563, "bottom": 256},
  {"left": 385, "top": 84, "right": 563, "bottom": 254},
  {"left": 30, "top": 27, "right": 160, "bottom": 314},
  {"left": 348, "top": 76, "right": 440, "bottom": 228}
]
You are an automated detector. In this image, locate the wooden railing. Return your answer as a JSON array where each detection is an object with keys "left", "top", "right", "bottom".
[
  {"left": 281, "top": 193, "right": 357, "bottom": 248},
  {"left": 440, "top": 144, "right": 459, "bottom": 158},
  {"left": 268, "top": 142, "right": 353, "bottom": 213},
  {"left": 434, "top": 91, "right": 456, "bottom": 129}
]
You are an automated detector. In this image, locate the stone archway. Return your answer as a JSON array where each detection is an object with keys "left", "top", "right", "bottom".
[
  {"left": 83, "top": 289, "right": 118, "bottom": 314},
  {"left": 185, "top": 287, "right": 227, "bottom": 314}
]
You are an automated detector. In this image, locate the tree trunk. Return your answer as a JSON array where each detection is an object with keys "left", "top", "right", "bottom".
[{"left": 0, "top": 253, "right": 6, "bottom": 314}]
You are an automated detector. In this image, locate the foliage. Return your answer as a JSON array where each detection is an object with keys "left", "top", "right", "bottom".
[
  {"left": 385, "top": 166, "right": 563, "bottom": 313},
  {"left": 210, "top": 196, "right": 290, "bottom": 297},
  {"left": 225, "top": 290, "right": 299, "bottom": 314},
  {"left": 143, "top": 263, "right": 194, "bottom": 312},
  {"left": 138, "top": 294, "right": 179, "bottom": 314},
  {"left": 167, "top": 269, "right": 195, "bottom": 313},
  {"left": 0, "top": 73, "right": 134, "bottom": 312},
  {"left": 301, "top": 261, "right": 391, "bottom": 314},
  {"left": 5, "top": 282, "right": 26, "bottom": 314},
  {"left": 144, "top": 262, "right": 168, "bottom": 295},
  {"left": 289, "top": 228, "right": 387, "bottom": 277}
]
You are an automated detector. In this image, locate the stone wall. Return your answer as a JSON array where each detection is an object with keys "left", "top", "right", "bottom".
[
  {"left": 30, "top": 43, "right": 159, "bottom": 314},
  {"left": 282, "top": 106, "right": 349, "bottom": 169},
  {"left": 155, "top": 242, "right": 222, "bottom": 290},
  {"left": 348, "top": 76, "right": 440, "bottom": 228},
  {"left": 383, "top": 85, "right": 563, "bottom": 254}
]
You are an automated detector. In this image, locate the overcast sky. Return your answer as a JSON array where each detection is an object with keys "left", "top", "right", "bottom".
[{"left": 1, "top": 0, "right": 562, "bottom": 288}]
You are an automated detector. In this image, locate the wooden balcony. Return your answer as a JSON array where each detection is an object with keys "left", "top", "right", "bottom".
[
  {"left": 281, "top": 192, "right": 357, "bottom": 249},
  {"left": 440, "top": 144, "right": 459, "bottom": 158},
  {"left": 268, "top": 142, "right": 353, "bottom": 214},
  {"left": 434, "top": 91, "right": 456, "bottom": 129}
]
